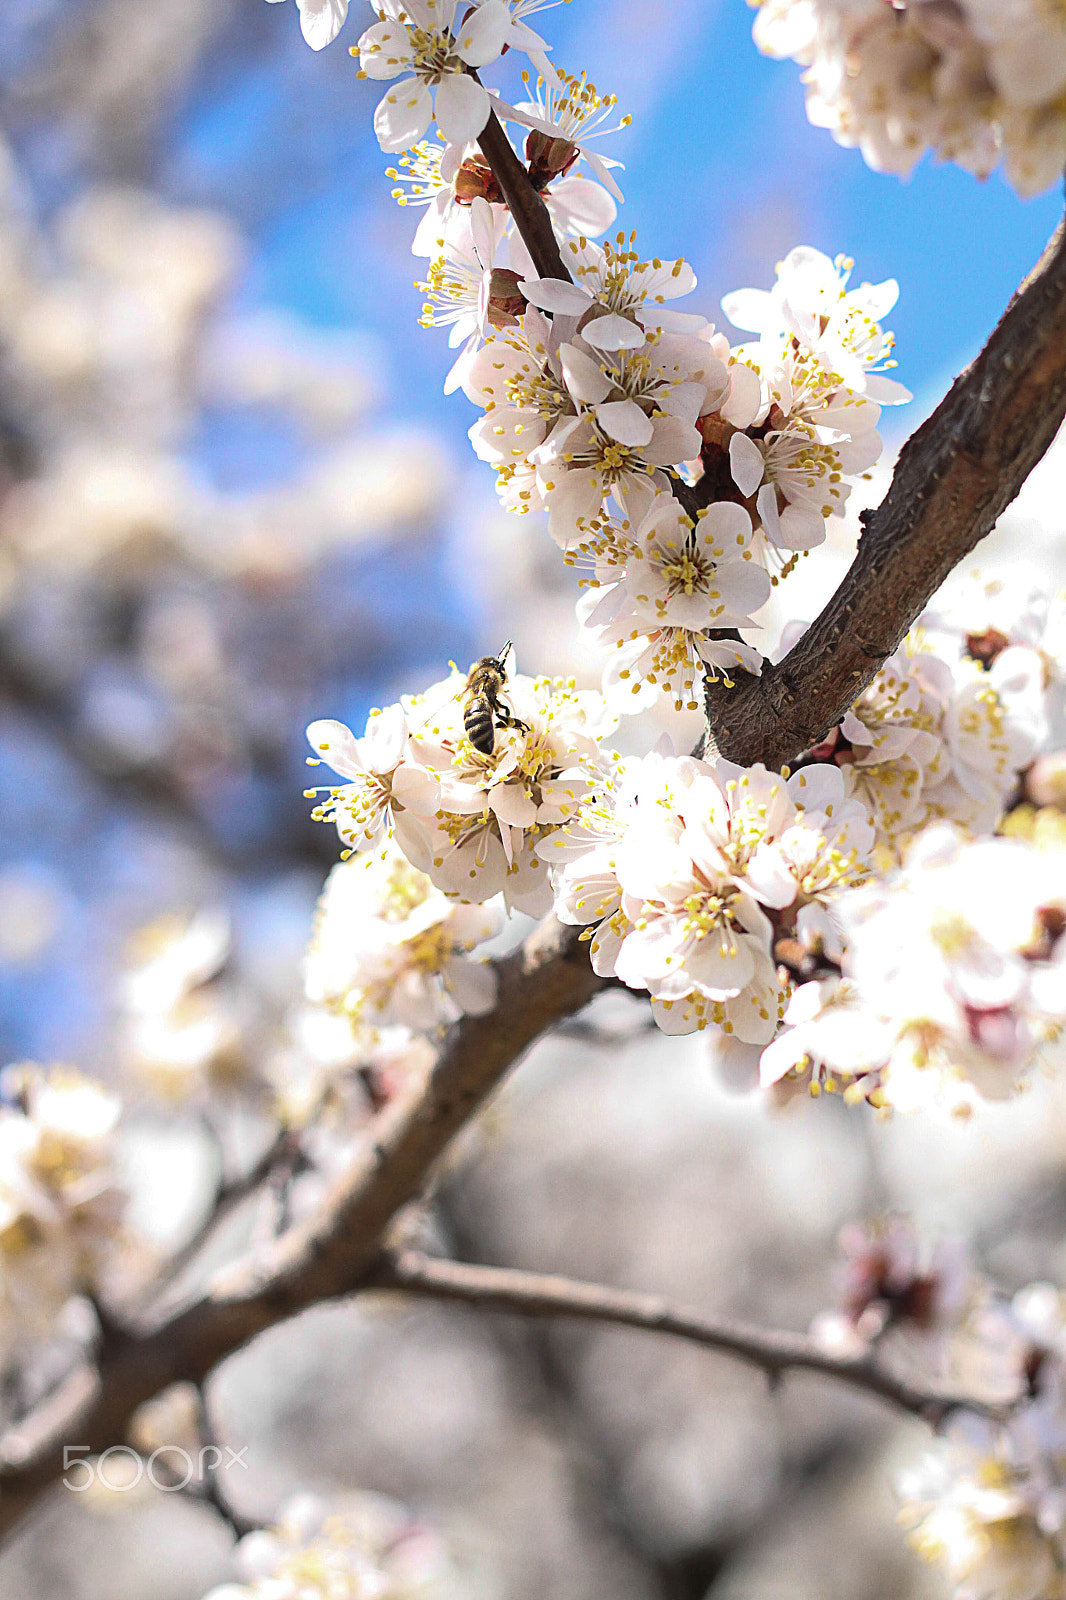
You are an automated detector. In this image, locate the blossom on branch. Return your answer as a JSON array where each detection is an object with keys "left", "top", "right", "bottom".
[
  {"left": 304, "top": 840, "right": 502, "bottom": 1032},
  {"left": 463, "top": 260, "right": 729, "bottom": 545},
  {"left": 307, "top": 658, "right": 616, "bottom": 917},
  {"left": 716, "top": 246, "right": 908, "bottom": 556},
  {"left": 393, "top": 662, "right": 617, "bottom": 915},
  {"left": 543, "top": 750, "right": 873, "bottom": 1043},
  {"left": 750, "top": 0, "right": 1066, "bottom": 197},
  {"left": 305, "top": 702, "right": 409, "bottom": 854},
  {"left": 356, "top": 0, "right": 514, "bottom": 152},
  {"left": 575, "top": 490, "right": 769, "bottom": 711},
  {"left": 502, "top": 66, "right": 631, "bottom": 203},
  {"left": 202, "top": 1489, "right": 453, "bottom": 1599},
  {"left": 761, "top": 824, "right": 1066, "bottom": 1114},
  {"left": 802, "top": 631, "right": 1046, "bottom": 865}
]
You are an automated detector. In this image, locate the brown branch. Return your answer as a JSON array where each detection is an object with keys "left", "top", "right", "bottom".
[
  {"left": 375, "top": 1249, "right": 1012, "bottom": 1429},
  {"left": 0, "top": 915, "right": 604, "bottom": 1540},
  {"left": 705, "top": 207, "right": 1066, "bottom": 767},
  {"left": 476, "top": 100, "right": 571, "bottom": 283}
]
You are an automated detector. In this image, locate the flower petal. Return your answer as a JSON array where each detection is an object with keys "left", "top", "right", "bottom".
[
  {"left": 720, "top": 287, "right": 773, "bottom": 333},
  {"left": 521, "top": 278, "right": 593, "bottom": 316},
  {"left": 580, "top": 312, "right": 647, "bottom": 352},
  {"left": 559, "top": 342, "right": 613, "bottom": 405},
  {"left": 729, "top": 432, "right": 765, "bottom": 496},
  {"left": 298, "top": 0, "right": 348, "bottom": 48},
  {"left": 307, "top": 719, "right": 365, "bottom": 780},
  {"left": 454, "top": 0, "right": 510, "bottom": 67},
  {"left": 595, "top": 399, "right": 653, "bottom": 447},
  {"left": 433, "top": 73, "right": 491, "bottom": 144},
  {"left": 373, "top": 78, "right": 433, "bottom": 152}
]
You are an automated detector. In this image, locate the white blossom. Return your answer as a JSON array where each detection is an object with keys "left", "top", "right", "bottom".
[
  {"left": 762, "top": 824, "right": 1066, "bottom": 1114},
  {"left": 898, "top": 1420, "right": 1065, "bottom": 1600},
  {"left": 750, "top": 0, "right": 1066, "bottom": 197},
  {"left": 502, "top": 66, "right": 631, "bottom": 202},
  {"left": 803, "top": 633, "right": 1043, "bottom": 865},
  {"left": 0, "top": 1065, "right": 125, "bottom": 1367},
  {"left": 723, "top": 246, "right": 911, "bottom": 407},
  {"left": 464, "top": 286, "right": 728, "bottom": 545},
  {"left": 304, "top": 840, "right": 502, "bottom": 1032},
  {"left": 415, "top": 197, "right": 512, "bottom": 391},
  {"left": 357, "top": 0, "right": 513, "bottom": 153},
  {"left": 576, "top": 491, "right": 769, "bottom": 710},
  {"left": 201, "top": 1489, "right": 452, "bottom": 1599},
  {"left": 922, "top": 568, "right": 1066, "bottom": 687},
  {"left": 522, "top": 232, "right": 705, "bottom": 347},
  {"left": 391, "top": 662, "right": 617, "bottom": 915},
  {"left": 119, "top": 908, "right": 245, "bottom": 1101},
  {"left": 305, "top": 701, "right": 409, "bottom": 854},
  {"left": 543, "top": 750, "right": 873, "bottom": 1044}
]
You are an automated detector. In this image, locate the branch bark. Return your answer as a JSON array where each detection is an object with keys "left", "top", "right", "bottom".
[
  {"left": 0, "top": 916, "right": 604, "bottom": 1539},
  {"left": 376, "top": 1249, "right": 1011, "bottom": 1429},
  {"left": 705, "top": 210, "right": 1066, "bottom": 766}
]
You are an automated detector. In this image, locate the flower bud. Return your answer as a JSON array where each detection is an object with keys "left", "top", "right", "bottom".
[
  {"left": 525, "top": 128, "right": 579, "bottom": 186},
  {"left": 453, "top": 155, "right": 503, "bottom": 206},
  {"left": 486, "top": 268, "right": 526, "bottom": 330}
]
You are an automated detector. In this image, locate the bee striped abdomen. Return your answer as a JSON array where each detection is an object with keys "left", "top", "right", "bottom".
[{"left": 464, "top": 696, "right": 496, "bottom": 754}]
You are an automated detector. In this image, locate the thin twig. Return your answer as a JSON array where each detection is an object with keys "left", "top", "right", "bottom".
[
  {"left": 146, "top": 1128, "right": 301, "bottom": 1309},
  {"left": 376, "top": 1249, "right": 1013, "bottom": 1429}
]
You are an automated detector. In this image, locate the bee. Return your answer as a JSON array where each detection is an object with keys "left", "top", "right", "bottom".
[{"left": 461, "top": 641, "right": 529, "bottom": 756}]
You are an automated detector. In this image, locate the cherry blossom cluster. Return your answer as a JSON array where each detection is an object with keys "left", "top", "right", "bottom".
[
  {"left": 201, "top": 1490, "right": 454, "bottom": 1600},
  {"left": 0, "top": 1063, "right": 126, "bottom": 1369},
  {"left": 802, "top": 626, "right": 1048, "bottom": 868},
  {"left": 898, "top": 1282, "right": 1066, "bottom": 1600},
  {"left": 462, "top": 240, "right": 909, "bottom": 708},
  {"left": 810, "top": 1219, "right": 1066, "bottom": 1598},
  {"left": 304, "top": 838, "right": 502, "bottom": 1033},
  {"left": 350, "top": 5, "right": 911, "bottom": 707},
  {"left": 750, "top": 0, "right": 1066, "bottom": 197},
  {"left": 762, "top": 823, "right": 1066, "bottom": 1114},
  {"left": 542, "top": 748, "right": 874, "bottom": 1050},
  {"left": 298, "top": 660, "right": 614, "bottom": 1114},
  {"left": 306, "top": 661, "right": 615, "bottom": 918},
  {"left": 265, "top": 0, "right": 911, "bottom": 712},
  {"left": 278, "top": 0, "right": 1066, "bottom": 1128}
]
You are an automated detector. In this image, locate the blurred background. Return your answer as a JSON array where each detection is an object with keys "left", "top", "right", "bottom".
[{"left": 0, "top": 1, "right": 1065, "bottom": 1596}]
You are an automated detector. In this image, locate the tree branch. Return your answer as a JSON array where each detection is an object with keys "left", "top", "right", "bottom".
[
  {"left": 0, "top": 915, "right": 604, "bottom": 1541},
  {"left": 376, "top": 1249, "right": 1012, "bottom": 1429},
  {"left": 705, "top": 206, "right": 1066, "bottom": 767},
  {"left": 476, "top": 101, "right": 571, "bottom": 283}
]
